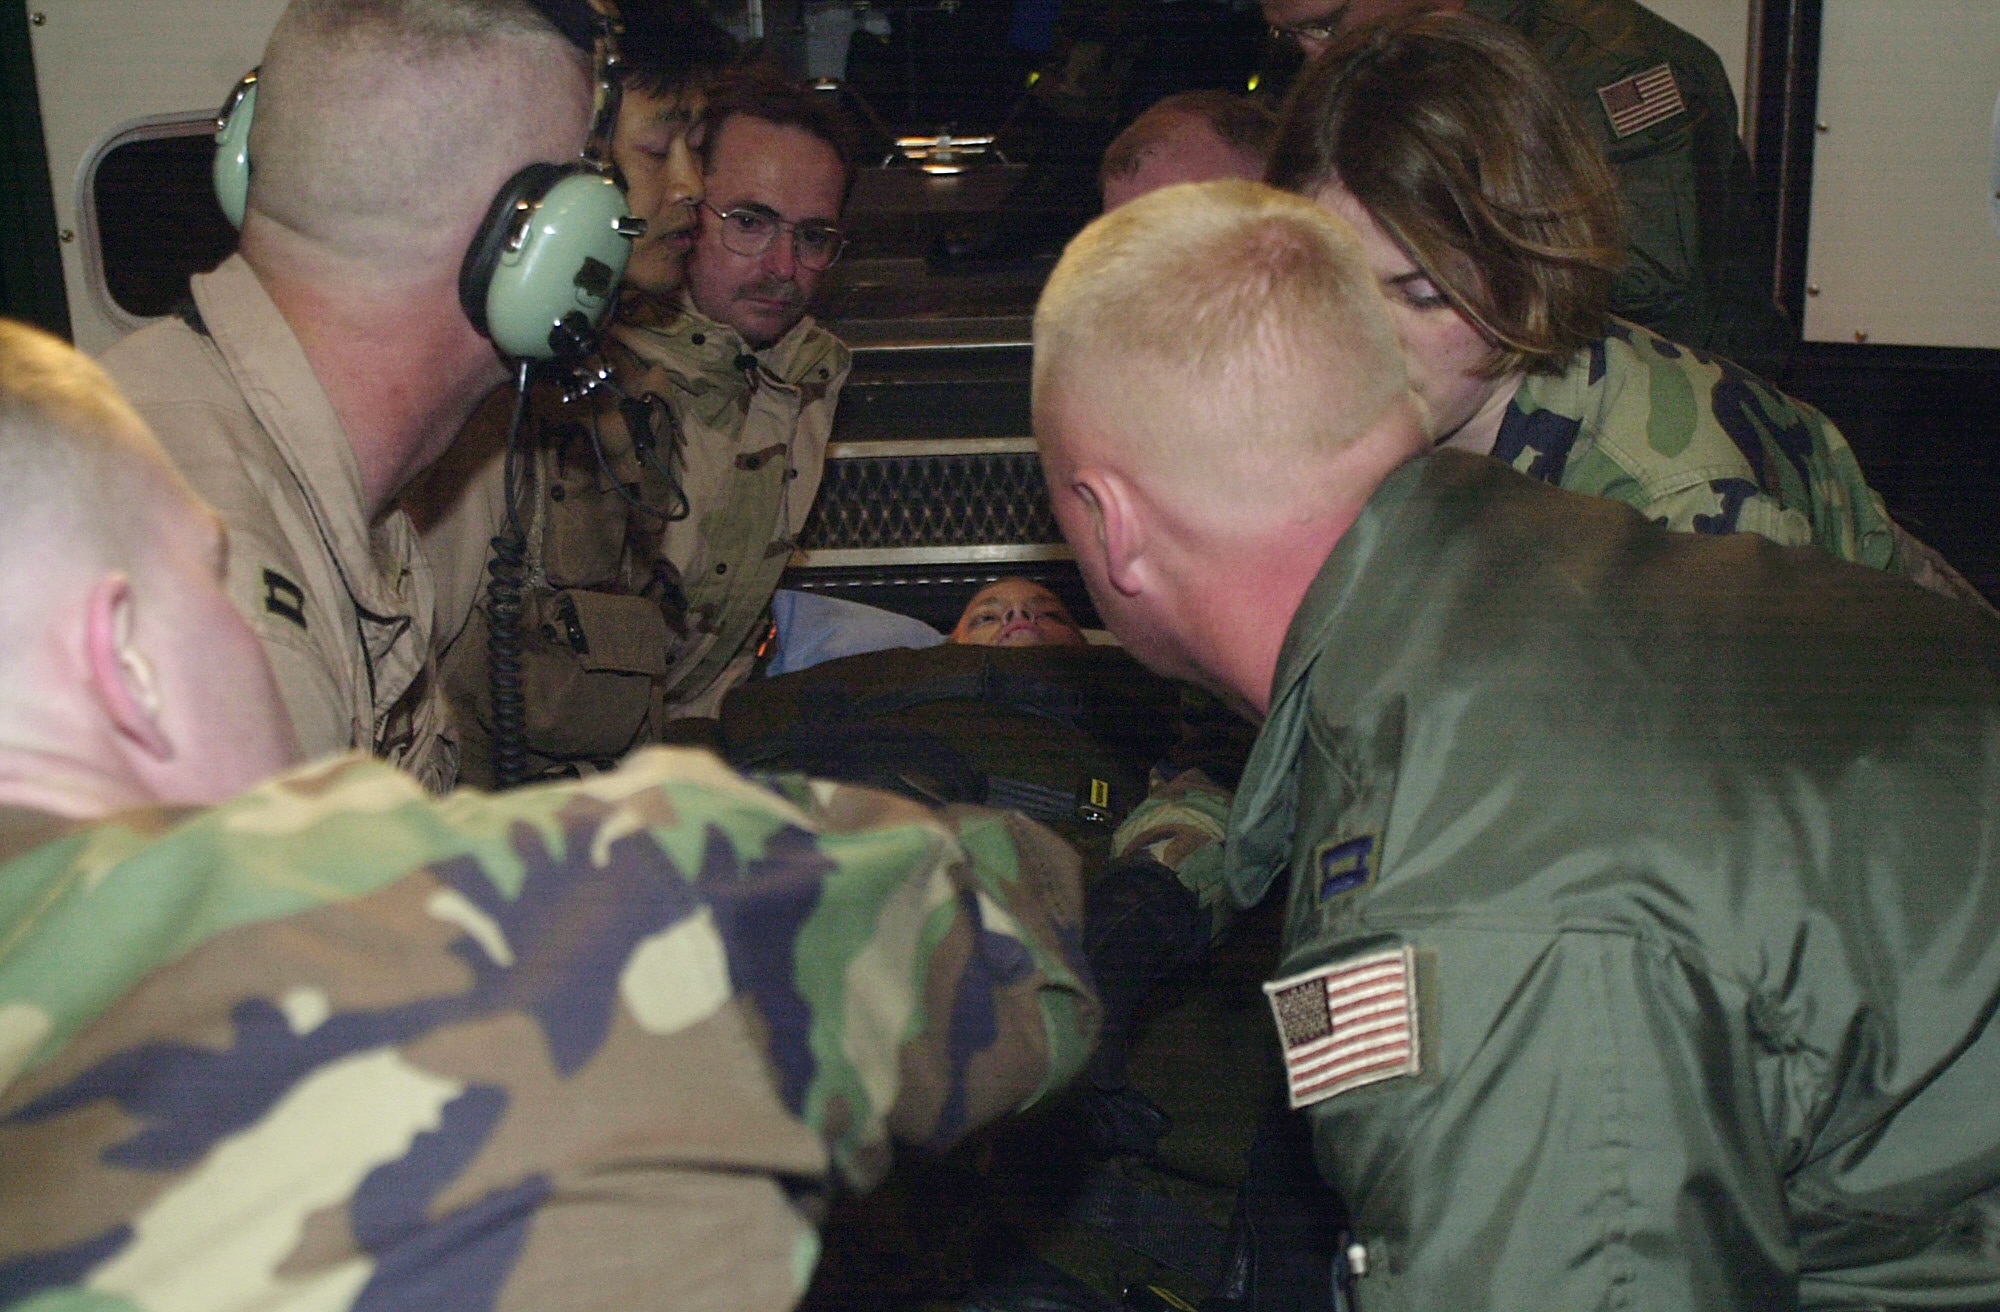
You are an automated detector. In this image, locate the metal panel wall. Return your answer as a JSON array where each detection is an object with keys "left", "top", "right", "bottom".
[
  {"left": 25, "top": 0, "right": 285, "bottom": 354},
  {"left": 1803, "top": 0, "right": 2000, "bottom": 348}
]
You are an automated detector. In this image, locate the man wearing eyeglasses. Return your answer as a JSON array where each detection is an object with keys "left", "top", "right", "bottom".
[
  {"left": 635, "top": 68, "right": 856, "bottom": 722},
  {"left": 686, "top": 78, "right": 850, "bottom": 350},
  {"left": 415, "top": 62, "right": 854, "bottom": 786},
  {"left": 1259, "top": 0, "right": 1797, "bottom": 375}
]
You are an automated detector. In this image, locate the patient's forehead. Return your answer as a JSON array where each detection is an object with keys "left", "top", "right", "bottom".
[{"left": 963, "top": 579, "right": 1068, "bottom": 614}]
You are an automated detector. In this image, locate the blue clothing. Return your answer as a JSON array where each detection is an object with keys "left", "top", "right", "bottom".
[{"left": 767, "top": 590, "right": 946, "bottom": 676}]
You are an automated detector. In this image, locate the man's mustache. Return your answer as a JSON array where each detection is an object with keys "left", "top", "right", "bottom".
[{"left": 737, "top": 277, "right": 804, "bottom": 307}]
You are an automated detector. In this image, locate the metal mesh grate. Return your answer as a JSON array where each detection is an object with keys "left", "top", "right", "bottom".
[{"left": 800, "top": 451, "right": 1061, "bottom": 550}]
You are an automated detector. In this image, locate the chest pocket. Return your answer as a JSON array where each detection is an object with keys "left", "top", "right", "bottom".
[{"left": 519, "top": 587, "right": 670, "bottom": 761}]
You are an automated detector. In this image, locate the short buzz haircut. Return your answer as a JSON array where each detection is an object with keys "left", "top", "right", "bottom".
[
  {"left": 0, "top": 320, "right": 180, "bottom": 571},
  {"left": 1266, "top": 11, "right": 1626, "bottom": 377},
  {"left": 1100, "top": 91, "right": 1279, "bottom": 192},
  {"left": 1034, "top": 181, "right": 1408, "bottom": 491},
  {"left": 616, "top": 0, "right": 737, "bottom": 97},
  {"left": 271, "top": 0, "right": 570, "bottom": 55},
  {"left": 252, "top": 0, "right": 588, "bottom": 259},
  {"left": 697, "top": 65, "right": 855, "bottom": 201}
]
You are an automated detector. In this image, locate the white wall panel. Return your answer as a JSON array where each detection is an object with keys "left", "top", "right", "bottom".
[
  {"left": 1804, "top": 0, "right": 2000, "bottom": 348},
  {"left": 25, "top": 0, "right": 286, "bottom": 353}
]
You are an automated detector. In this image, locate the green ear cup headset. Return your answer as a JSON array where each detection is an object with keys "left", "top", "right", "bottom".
[
  {"left": 211, "top": 0, "right": 641, "bottom": 362},
  {"left": 212, "top": 72, "right": 256, "bottom": 230}
]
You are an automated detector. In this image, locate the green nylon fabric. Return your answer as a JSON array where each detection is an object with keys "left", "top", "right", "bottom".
[
  {"left": 1465, "top": 0, "right": 1794, "bottom": 366},
  {"left": 1224, "top": 451, "right": 2000, "bottom": 1310}
]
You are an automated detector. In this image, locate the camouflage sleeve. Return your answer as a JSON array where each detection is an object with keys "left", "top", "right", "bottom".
[
  {"left": 0, "top": 749, "right": 1097, "bottom": 1311},
  {"left": 1111, "top": 768, "right": 1234, "bottom": 939}
]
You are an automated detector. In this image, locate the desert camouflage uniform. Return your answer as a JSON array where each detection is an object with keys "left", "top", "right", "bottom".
[
  {"left": 0, "top": 749, "right": 1095, "bottom": 1311},
  {"left": 420, "top": 303, "right": 850, "bottom": 787},
  {"left": 105, "top": 255, "right": 456, "bottom": 792}
]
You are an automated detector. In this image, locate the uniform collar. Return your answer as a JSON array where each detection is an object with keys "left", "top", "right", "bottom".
[
  {"left": 612, "top": 298, "right": 842, "bottom": 388},
  {"left": 1220, "top": 454, "right": 1455, "bottom": 905},
  {"left": 189, "top": 255, "right": 422, "bottom": 623},
  {"left": 1510, "top": 330, "right": 1611, "bottom": 430}
]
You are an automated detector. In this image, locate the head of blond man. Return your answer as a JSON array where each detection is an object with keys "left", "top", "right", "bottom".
[
  {"left": 1031, "top": 180, "right": 1427, "bottom": 714},
  {"left": 0, "top": 322, "right": 297, "bottom": 815}
]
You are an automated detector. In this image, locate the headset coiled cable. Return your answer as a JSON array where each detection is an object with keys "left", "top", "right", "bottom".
[{"left": 485, "top": 358, "right": 536, "bottom": 790}]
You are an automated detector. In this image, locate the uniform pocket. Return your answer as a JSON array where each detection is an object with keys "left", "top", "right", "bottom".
[{"left": 520, "top": 588, "right": 669, "bottom": 758}]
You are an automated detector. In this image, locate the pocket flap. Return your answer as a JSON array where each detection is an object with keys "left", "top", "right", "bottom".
[{"left": 553, "top": 589, "right": 669, "bottom": 677}]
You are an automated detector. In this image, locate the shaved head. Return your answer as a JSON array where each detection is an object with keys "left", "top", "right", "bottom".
[
  {"left": 1034, "top": 180, "right": 1410, "bottom": 511},
  {"left": 0, "top": 322, "right": 190, "bottom": 577},
  {"left": 251, "top": 0, "right": 592, "bottom": 269},
  {"left": 1100, "top": 92, "right": 1276, "bottom": 211}
]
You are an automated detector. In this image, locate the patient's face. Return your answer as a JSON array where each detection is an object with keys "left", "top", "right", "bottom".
[{"left": 951, "top": 579, "right": 1087, "bottom": 648}]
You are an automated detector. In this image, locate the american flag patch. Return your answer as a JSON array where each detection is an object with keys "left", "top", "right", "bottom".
[
  {"left": 1597, "top": 63, "right": 1687, "bottom": 139},
  {"left": 1263, "top": 945, "right": 1419, "bottom": 1109}
]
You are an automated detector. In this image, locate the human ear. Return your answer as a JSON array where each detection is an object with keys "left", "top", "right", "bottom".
[
  {"left": 1075, "top": 470, "right": 1147, "bottom": 599},
  {"left": 84, "top": 575, "right": 172, "bottom": 761}
]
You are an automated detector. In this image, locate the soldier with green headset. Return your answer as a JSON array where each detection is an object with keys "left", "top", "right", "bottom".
[
  {"left": 104, "top": 0, "right": 646, "bottom": 794},
  {"left": 1035, "top": 175, "right": 2000, "bottom": 1311},
  {"left": 418, "top": 58, "right": 858, "bottom": 789}
]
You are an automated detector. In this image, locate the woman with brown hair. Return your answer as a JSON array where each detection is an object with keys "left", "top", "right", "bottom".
[{"left": 1267, "top": 11, "right": 1986, "bottom": 603}]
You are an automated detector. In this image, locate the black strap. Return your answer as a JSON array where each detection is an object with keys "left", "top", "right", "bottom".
[
  {"left": 818, "top": 666, "right": 1089, "bottom": 732},
  {"left": 172, "top": 298, "right": 209, "bottom": 337}
]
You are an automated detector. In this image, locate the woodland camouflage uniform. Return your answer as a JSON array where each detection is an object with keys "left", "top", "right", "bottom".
[
  {"left": 0, "top": 749, "right": 1095, "bottom": 1311},
  {"left": 1490, "top": 321, "right": 1993, "bottom": 610}
]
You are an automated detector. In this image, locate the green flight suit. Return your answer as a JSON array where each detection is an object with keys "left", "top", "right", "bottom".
[
  {"left": 1466, "top": 0, "right": 1795, "bottom": 367},
  {"left": 1225, "top": 451, "right": 2000, "bottom": 1309}
]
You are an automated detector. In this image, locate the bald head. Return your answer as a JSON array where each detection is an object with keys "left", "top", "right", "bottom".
[
  {"left": 1101, "top": 93, "right": 1276, "bottom": 212},
  {"left": 1034, "top": 180, "right": 1411, "bottom": 512},
  {"left": 250, "top": 0, "right": 592, "bottom": 270}
]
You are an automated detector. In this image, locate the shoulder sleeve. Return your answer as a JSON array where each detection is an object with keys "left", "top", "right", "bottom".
[
  {"left": 0, "top": 752, "right": 1096, "bottom": 1309},
  {"left": 1313, "top": 926, "right": 1786, "bottom": 1312},
  {"left": 745, "top": 773, "right": 1099, "bottom": 1176}
]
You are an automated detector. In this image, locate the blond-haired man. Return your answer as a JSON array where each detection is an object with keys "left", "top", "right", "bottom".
[
  {"left": 101, "top": 0, "right": 603, "bottom": 792},
  {"left": 1035, "top": 180, "right": 2000, "bottom": 1311},
  {"left": 0, "top": 319, "right": 1098, "bottom": 1310}
]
